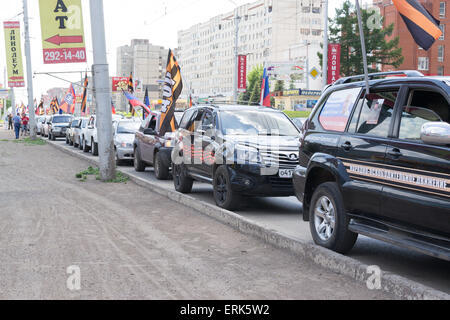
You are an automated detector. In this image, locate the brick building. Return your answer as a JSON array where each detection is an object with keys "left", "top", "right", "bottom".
[{"left": 374, "top": 0, "right": 449, "bottom": 75}]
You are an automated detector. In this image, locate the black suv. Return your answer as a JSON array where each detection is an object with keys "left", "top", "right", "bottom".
[
  {"left": 293, "top": 71, "right": 450, "bottom": 261},
  {"left": 172, "top": 105, "right": 301, "bottom": 210}
]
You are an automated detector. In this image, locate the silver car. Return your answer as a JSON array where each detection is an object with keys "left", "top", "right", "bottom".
[{"left": 114, "top": 119, "right": 141, "bottom": 164}]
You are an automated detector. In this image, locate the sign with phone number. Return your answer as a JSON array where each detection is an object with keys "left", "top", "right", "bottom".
[{"left": 43, "top": 48, "right": 86, "bottom": 64}]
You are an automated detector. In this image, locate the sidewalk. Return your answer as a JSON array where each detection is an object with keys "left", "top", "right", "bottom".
[{"left": 0, "top": 130, "right": 393, "bottom": 299}]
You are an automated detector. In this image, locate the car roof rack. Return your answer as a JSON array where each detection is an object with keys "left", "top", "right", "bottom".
[{"left": 334, "top": 70, "right": 424, "bottom": 85}]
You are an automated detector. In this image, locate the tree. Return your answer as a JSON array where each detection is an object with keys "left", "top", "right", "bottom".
[
  {"left": 238, "top": 65, "right": 263, "bottom": 105},
  {"left": 318, "top": 0, "right": 403, "bottom": 77},
  {"left": 274, "top": 80, "right": 285, "bottom": 92}
]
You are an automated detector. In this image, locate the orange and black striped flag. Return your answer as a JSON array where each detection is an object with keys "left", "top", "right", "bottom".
[
  {"left": 159, "top": 49, "right": 183, "bottom": 136},
  {"left": 393, "top": 0, "right": 443, "bottom": 50},
  {"left": 81, "top": 74, "right": 89, "bottom": 115}
]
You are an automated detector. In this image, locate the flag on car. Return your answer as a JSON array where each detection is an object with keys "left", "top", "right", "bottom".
[
  {"left": 59, "top": 84, "right": 76, "bottom": 114},
  {"left": 393, "top": 0, "right": 443, "bottom": 50},
  {"left": 159, "top": 49, "right": 182, "bottom": 136},
  {"left": 51, "top": 97, "right": 60, "bottom": 114},
  {"left": 260, "top": 68, "right": 271, "bottom": 107},
  {"left": 143, "top": 87, "right": 151, "bottom": 119},
  {"left": 81, "top": 74, "right": 89, "bottom": 115},
  {"left": 122, "top": 89, "right": 152, "bottom": 115}
]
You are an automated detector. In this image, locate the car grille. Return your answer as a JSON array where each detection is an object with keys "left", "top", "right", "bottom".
[{"left": 259, "top": 148, "right": 299, "bottom": 170}]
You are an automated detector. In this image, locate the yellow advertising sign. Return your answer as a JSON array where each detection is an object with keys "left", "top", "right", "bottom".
[
  {"left": 3, "top": 21, "right": 25, "bottom": 88},
  {"left": 38, "top": 0, "right": 87, "bottom": 64}
]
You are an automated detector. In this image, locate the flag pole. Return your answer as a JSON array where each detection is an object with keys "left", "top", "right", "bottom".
[{"left": 355, "top": 0, "right": 370, "bottom": 95}]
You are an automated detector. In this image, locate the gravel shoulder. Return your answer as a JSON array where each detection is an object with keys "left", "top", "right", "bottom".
[{"left": 0, "top": 130, "right": 393, "bottom": 299}]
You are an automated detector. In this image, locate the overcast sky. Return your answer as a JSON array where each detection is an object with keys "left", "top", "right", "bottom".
[{"left": 0, "top": 0, "right": 355, "bottom": 103}]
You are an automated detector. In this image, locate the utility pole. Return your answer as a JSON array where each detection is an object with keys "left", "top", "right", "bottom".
[
  {"left": 355, "top": 0, "right": 370, "bottom": 94},
  {"left": 90, "top": 0, "right": 115, "bottom": 181},
  {"left": 233, "top": 11, "right": 240, "bottom": 103},
  {"left": 23, "top": 0, "right": 36, "bottom": 139},
  {"left": 305, "top": 41, "right": 310, "bottom": 90},
  {"left": 322, "top": 0, "right": 329, "bottom": 89}
]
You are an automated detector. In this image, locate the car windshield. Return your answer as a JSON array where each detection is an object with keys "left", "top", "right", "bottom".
[
  {"left": 117, "top": 121, "right": 140, "bottom": 134},
  {"left": 53, "top": 116, "right": 72, "bottom": 124},
  {"left": 220, "top": 111, "right": 300, "bottom": 136}
]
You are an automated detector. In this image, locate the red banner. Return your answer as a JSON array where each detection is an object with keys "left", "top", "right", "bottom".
[
  {"left": 237, "top": 55, "right": 247, "bottom": 91},
  {"left": 327, "top": 44, "right": 341, "bottom": 85},
  {"left": 112, "top": 77, "right": 129, "bottom": 92}
]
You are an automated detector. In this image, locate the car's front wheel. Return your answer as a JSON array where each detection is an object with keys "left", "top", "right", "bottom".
[
  {"left": 83, "top": 138, "right": 89, "bottom": 153},
  {"left": 309, "top": 182, "right": 358, "bottom": 254},
  {"left": 173, "top": 164, "right": 193, "bottom": 193},
  {"left": 213, "top": 165, "right": 241, "bottom": 211}
]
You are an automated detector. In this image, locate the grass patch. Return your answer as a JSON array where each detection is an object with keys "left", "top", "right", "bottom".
[
  {"left": 283, "top": 111, "right": 311, "bottom": 118},
  {"left": 76, "top": 166, "right": 129, "bottom": 184},
  {"left": 11, "top": 138, "right": 47, "bottom": 146}
]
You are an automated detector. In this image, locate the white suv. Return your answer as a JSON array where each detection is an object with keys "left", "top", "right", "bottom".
[{"left": 82, "top": 115, "right": 99, "bottom": 155}]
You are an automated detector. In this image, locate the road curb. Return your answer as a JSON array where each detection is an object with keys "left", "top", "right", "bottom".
[{"left": 48, "top": 140, "right": 450, "bottom": 300}]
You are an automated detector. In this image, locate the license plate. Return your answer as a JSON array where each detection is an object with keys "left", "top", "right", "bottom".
[{"left": 279, "top": 169, "right": 294, "bottom": 179}]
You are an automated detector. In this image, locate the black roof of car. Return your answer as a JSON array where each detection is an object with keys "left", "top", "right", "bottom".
[{"left": 191, "top": 104, "right": 281, "bottom": 113}]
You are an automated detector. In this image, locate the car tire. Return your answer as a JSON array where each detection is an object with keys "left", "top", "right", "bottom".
[
  {"left": 154, "top": 152, "right": 170, "bottom": 180},
  {"left": 65, "top": 136, "right": 69, "bottom": 144},
  {"left": 309, "top": 182, "right": 358, "bottom": 254},
  {"left": 51, "top": 133, "right": 56, "bottom": 141},
  {"left": 134, "top": 147, "right": 146, "bottom": 172},
  {"left": 83, "top": 138, "right": 89, "bottom": 153},
  {"left": 213, "top": 165, "right": 241, "bottom": 211},
  {"left": 173, "top": 164, "right": 193, "bottom": 194},
  {"left": 92, "top": 140, "right": 99, "bottom": 156},
  {"left": 69, "top": 138, "right": 74, "bottom": 146}
]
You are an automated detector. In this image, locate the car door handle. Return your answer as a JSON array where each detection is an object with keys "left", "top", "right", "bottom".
[
  {"left": 341, "top": 141, "right": 352, "bottom": 151},
  {"left": 387, "top": 148, "right": 402, "bottom": 158}
]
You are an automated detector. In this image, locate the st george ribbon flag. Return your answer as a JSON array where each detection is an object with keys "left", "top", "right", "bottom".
[
  {"left": 159, "top": 49, "right": 183, "bottom": 136},
  {"left": 59, "top": 84, "right": 76, "bottom": 114},
  {"left": 393, "top": 0, "right": 442, "bottom": 50}
]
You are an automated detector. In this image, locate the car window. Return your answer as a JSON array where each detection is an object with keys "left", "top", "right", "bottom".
[
  {"left": 148, "top": 116, "right": 157, "bottom": 131},
  {"left": 319, "top": 87, "right": 361, "bottom": 132},
  {"left": 399, "top": 90, "right": 450, "bottom": 141},
  {"left": 349, "top": 90, "right": 398, "bottom": 138},
  {"left": 200, "top": 112, "right": 214, "bottom": 130}
]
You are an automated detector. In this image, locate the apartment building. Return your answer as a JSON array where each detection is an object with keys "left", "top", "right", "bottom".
[
  {"left": 375, "top": 0, "right": 450, "bottom": 75},
  {"left": 177, "top": 0, "right": 324, "bottom": 100},
  {"left": 116, "top": 39, "right": 169, "bottom": 110}
]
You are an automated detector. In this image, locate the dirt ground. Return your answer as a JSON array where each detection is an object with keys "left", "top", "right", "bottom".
[{"left": 0, "top": 128, "right": 394, "bottom": 299}]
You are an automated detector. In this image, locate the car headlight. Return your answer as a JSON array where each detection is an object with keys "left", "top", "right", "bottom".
[
  {"left": 120, "top": 142, "right": 133, "bottom": 148},
  {"left": 165, "top": 140, "right": 172, "bottom": 148},
  {"left": 235, "top": 145, "right": 261, "bottom": 164}
]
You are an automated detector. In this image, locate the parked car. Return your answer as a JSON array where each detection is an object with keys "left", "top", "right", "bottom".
[
  {"left": 83, "top": 115, "right": 98, "bottom": 155},
  {"left": 114, "top": 119, "right": 141, "bottom": 165},
  {"left": 293, "top": 71, "right": 450, "bottom": 261},
  {"left": 36, "top": 116, "right": 45, "bottom": 135},
  {"left": 42, "top": 116, "right": 52, "bottom": 137},
  {"left": 133, "top": 111, "right": 183, "bottom": 179},
  {"left": 48, "top": 115, "right": 73, "bottom": 141},
  {"left": 73, "top": 117, "right": 88, "bottom": 149},
  {"left": 66, "top": 118, "right": 81, "bottom": 145},
  {"left": 171, "top": 105, "right": 301, "bottom": 210}
]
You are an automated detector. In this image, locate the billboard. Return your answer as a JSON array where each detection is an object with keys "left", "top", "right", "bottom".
[
  {"left": 112, "top": 77, "right": 129, "bottom": 92},
  {"left": 267, "top": 62, "right": 304, "bottom": 81},
  {"left": 327, "top": 44, "right": 341, "bottom": 84},
  {"left": 39, "top": 0, "right": 87, "bottom": 64},
  {"left": 3, "top": 21, "right": 25, "bottom": 88},
  {"left": 237, "top": 55, "right": 247, "bottom": 92}
]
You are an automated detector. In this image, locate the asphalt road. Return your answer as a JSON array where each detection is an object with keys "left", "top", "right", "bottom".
[
  {"left": 50, "top": 135, "right": 449, "bottom": 295},
  {"left": 0, "top": 130, "right": 393, "bottom": 300}
]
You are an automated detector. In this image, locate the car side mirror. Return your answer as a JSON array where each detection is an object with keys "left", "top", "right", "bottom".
[
  {"left": 144, "top": 128, "right": 156, "bottom": 135},
  {"left": 421, "top": 122, "right": 450, "bottom": 146}
]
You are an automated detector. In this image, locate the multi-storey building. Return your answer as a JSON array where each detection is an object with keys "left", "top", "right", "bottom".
[
  {"left": 116, "top": 39, "right": 169, "bottom": 110},
  {"left": 177, "top": 0, "right": 324, "bottom": 100},
  {"left": 375, "top": 0, "right": 449, "bottom": 75}
]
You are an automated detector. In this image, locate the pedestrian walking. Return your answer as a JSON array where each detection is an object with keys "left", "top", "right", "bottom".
[
  {"left": 13, "top": 113, "right": 21, "bottom": 140},
  {"left": 21, "top": 113, "right": 29, "bottom": 137},
  {"left": 8, "top": 114, "right": 13, "bottom": 131}
]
